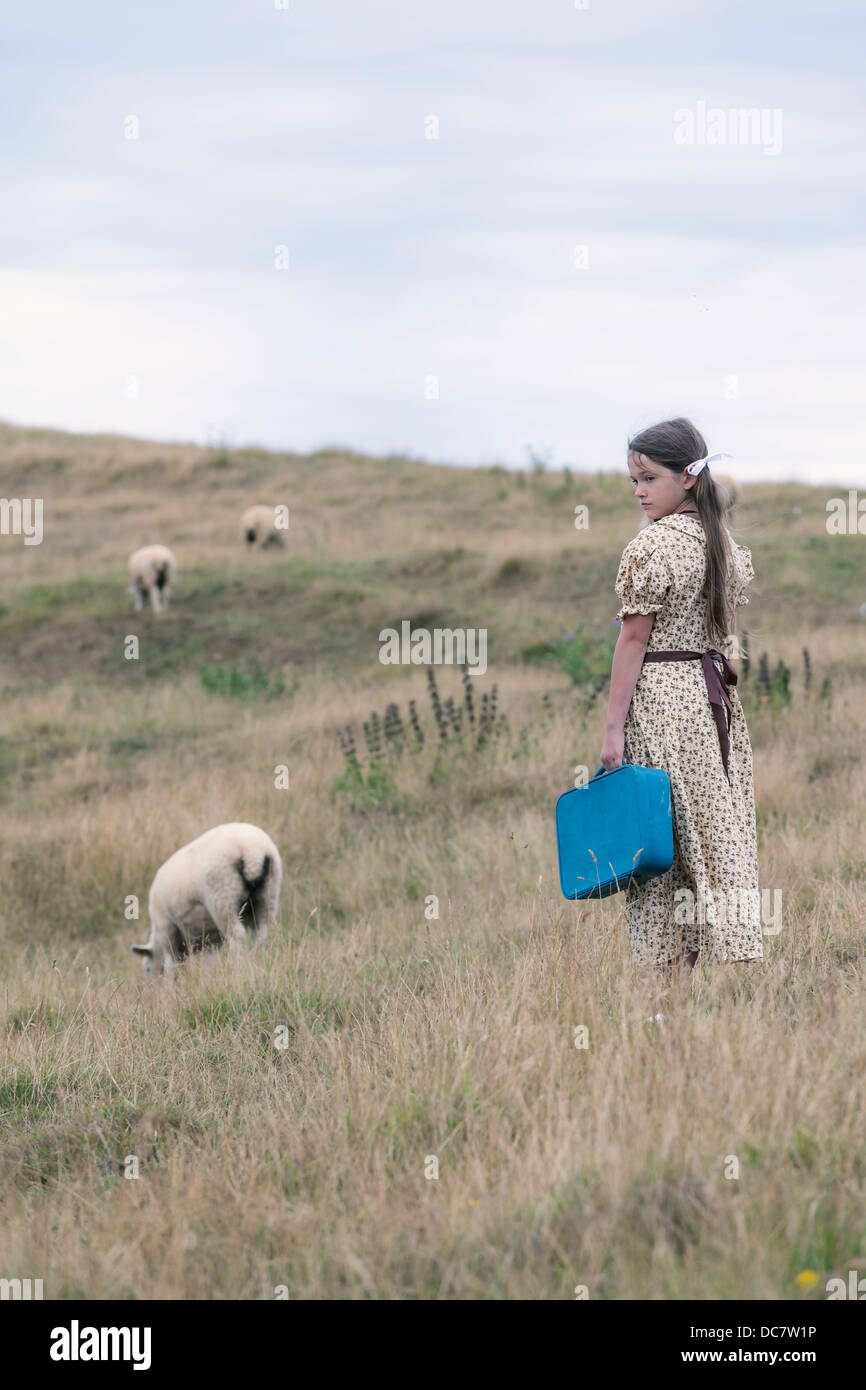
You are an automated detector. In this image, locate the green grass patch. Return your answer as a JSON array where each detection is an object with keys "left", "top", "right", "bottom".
[
  {"left": 199, "top": 661, "right": 290, "bottom": 701},
  {"left": 6, "top": 1001, "right": 67, "bottom": 1035},
  {"left": 0, "top": 1067, "right": 59, "bottom": 1120},
  {"left": 522, "top": 624, "right": 617, "bottom": 685},
  {"left": 182, "top": 983, "right": 347, "bottom": 1041}
]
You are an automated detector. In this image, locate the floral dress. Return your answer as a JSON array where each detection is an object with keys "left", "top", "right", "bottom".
[{"left": 613, "top": 513, "right": 762, "bottom": 965}]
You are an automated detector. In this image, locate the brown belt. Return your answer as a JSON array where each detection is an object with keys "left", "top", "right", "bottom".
[{"left": 641, "top": 649, "right": 737, "bottom": 781}]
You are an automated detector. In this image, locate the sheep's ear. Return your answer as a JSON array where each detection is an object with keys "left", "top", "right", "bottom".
[{"left": 131, "top": 945, "right": 153, "bottom": 957}]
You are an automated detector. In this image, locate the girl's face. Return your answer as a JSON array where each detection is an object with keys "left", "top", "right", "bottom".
[{"left": 627, "top": 450, "right": 694, "bottom": 521}]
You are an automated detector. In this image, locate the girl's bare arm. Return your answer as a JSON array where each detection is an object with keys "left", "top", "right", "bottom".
[
  {"left": 600, "top": 612, "right": 655, "bottom": 768},
  {"left": 606, "top": 613, "right": 654, "bottom": 728}
]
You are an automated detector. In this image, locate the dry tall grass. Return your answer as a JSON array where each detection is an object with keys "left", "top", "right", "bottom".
[{"left": 1, "top": 421, "right": 864, "bottom": 1299}]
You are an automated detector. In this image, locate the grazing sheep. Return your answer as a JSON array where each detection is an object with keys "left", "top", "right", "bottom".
[
  {"left": 129, "top": 544, "right": 177, "bottom": 613},
  {"left": 131, "top": 822, "right": 282, "bottom": 976},
  {"left": 240, "top": 504, "right": 287, "bottom": 549}
]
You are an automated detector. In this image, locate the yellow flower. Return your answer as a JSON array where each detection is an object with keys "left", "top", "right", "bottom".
[{"left": 796, "top": 1270, "right": 820, "bottom": 1288}]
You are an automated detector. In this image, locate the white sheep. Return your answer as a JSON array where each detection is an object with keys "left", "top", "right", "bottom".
[
  {"left": 240, "top": 504, "right": 287, "bottom": 549},
  {"left": 131, "top": 822, "right": 282, "bottom": 975},
  {"left": 129, "top": 544, "right": 177, "bottom": 613}
]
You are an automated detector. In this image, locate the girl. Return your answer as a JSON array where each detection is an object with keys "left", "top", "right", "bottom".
[{"left": 600, "top": 417, "right": 762, "bottom": 1003}]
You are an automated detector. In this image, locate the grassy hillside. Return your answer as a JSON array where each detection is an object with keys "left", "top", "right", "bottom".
[{"left": 0, "top": 419, "right": 864, "bottom": 1299}]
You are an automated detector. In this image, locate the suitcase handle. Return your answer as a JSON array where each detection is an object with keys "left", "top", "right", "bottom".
[{"left": 591, "top": 760, "right": 630, "bottom": 779}]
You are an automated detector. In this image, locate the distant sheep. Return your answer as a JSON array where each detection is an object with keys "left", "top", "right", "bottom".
[
  {"left": 131, "top": 822, "right": 282, "bottom": 976},
  {"left": 240, "top": 504, "right": 287, "bottom": 549},
  {"left": 129, "top": 544, "right": 177, "bottom": 613}
]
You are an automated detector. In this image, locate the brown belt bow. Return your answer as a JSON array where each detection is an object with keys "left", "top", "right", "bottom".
[{"left": 641, "top": 649, "right": 738, "bottom": 780}]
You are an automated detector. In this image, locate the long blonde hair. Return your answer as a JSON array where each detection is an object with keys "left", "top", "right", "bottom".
[{"left": 628, "top": 417, "right": 733, "bottom": 649}]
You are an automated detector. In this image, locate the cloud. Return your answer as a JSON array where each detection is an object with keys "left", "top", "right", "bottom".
[{"left": 2, "top": 1, "right": 864, "bottom": 480}]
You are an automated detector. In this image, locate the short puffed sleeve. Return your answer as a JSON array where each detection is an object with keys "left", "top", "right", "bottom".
[
  {"left": 731, "top": 544, "right": 755, "bottom": 607},
  {"left": 614, "top": 537, "right": 673, "bottom": 622}
]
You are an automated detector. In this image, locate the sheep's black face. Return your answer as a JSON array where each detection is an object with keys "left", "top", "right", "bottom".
[
  {"left": 131, "top": 944, "right": 155, "bottom": 974},
  {"left": 246, "top": 529, "right": 257, "bottom": 544}
]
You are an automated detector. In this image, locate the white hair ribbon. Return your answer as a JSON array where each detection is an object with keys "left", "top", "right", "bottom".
[{"left": 685, "top": 450, "right": 732, "bottom": 476}]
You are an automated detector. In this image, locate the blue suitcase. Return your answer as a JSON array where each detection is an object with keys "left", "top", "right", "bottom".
[{"left": 555, "top": 761, "right": 674, "bottom": 900}]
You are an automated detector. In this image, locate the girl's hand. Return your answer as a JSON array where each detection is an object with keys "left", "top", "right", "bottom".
[{"left": 600, "top": 726, "right": 625, "bottom": 771}]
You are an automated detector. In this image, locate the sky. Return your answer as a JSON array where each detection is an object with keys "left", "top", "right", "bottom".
[{"left": 2, "top": 0, "right": 865, "bottom": 484}]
